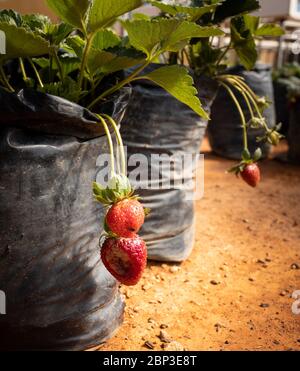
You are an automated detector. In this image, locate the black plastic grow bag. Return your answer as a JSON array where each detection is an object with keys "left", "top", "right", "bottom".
[
  {"left": 208, "top": 64, "right": 276, "bottom": 160},
  {"left": 288, "top": 101, "right": 300, "bottom": 164},
  {"left": 121, "top": 65, "right": 218, "bottom": 262},
  {"left": 0, "top": 87, "right": 131, "bottom": 351}
]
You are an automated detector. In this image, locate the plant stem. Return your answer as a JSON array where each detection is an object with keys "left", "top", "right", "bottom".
[
  {"left": 28, "top": 59, "right": 44, "bottom": 88},
  {"left": 225, "top": 78, "right": 255, "bottom": 119},
  {"left": 88, "top": 60, "right": 151, "bottom": 110},
  {"left": 216, "top": 43, "right": 231, "bottom": 67},
  {"left": 53, "top": 50, "right": 64, "bottom": 81},
  {"left": 0, "top": 65, "right": 14, "bottom": 92},
  {"left": 19, "top": 58, "right": 28, "bottom": 81},
  {"left": 218, "top": 80, "right": 248, "bottom": 151},
  {"left": 78, "top": 34, "right": 94, "bottom": 90},
  {"left": 96, "top": 114, "right": 115, "bottom": 177},
  {"left": 102, "top": 114, "right": 126, "bottom": 176}
]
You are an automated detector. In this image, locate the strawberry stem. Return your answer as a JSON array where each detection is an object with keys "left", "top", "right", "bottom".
[
  {"left": 96, "top": 114, "right": 115, "bottom": 177},
  {"left": 218, "top": 80, "right": 249, "bottom": 152},
  {"left": 101, "top": 114, "right": 126, "bottom": 177}
]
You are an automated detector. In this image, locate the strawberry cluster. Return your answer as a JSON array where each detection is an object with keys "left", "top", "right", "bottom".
[{"left": 93, "top": 175, "right": 148, "bottom": 286}]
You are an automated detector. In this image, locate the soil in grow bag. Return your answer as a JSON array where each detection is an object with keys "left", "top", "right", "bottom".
[
  {"left": 121, "top": 64, "right": 218, "bottom": 262},
  {"left": 208, "top": 64, "right": 276, "bottom": 160},
  {"left": 0, "top": 87, "right": 131, "bottom": 351}
]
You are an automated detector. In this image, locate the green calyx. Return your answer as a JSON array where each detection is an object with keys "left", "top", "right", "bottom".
[
  {"left": 93, "top": 174, "right": 137, "bottom": 206},
  {"left": 228, "top": 148, "right": 262, "bottom": 175}
]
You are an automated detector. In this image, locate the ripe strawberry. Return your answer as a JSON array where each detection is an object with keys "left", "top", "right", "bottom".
[
  {"left": 241, "top": 163, "right": 261, "bottom": 188},
  {"left": 106, "top": 199, "right": 145, "bottom": 238},
  {"left": 101, "top": 237, "right": 147, "bottom": 286}
]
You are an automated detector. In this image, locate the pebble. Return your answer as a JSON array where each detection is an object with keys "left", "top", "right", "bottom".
[
  {"left": 260, "top": 303, "right": 270, "bottom": 308},
  {"left": 144, "top": 341, "right": 155, "bottom": 350},
  {"left": 163, "top": 341, "right": 185, "bottom": 351},
  {"left": 142, "top": 283, "right": 153, "bottom": 291},
  {"left": 291, "top": 263, "right": 300, "bottom": 270},
  {"left": 160, "top": 324, "right": 169, "bottom": 329},
  {"left": 170, "top": 266, "right": 180, "bottom": 273},
  {"left": 158, "top": 330, "right": 172, "bottom": 343},
  {"left": 249, "top": 277, "right": 255, "bottom": 282},
  {"left": 210, "top": 280, "right": 219, "bottom": 286},
  {"left": 280, "top": 290, "right": 289, "bottom": 297}
]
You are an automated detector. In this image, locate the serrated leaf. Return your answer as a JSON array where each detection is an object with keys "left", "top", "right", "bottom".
[
  {"left": 22, "top": 14, "right": 51, "bottom": 32},
  {"left": 88, "top": 0, "right": 143, "bottom": 33},
  {"left": 46, "top": 0, "right": 90, "bottom": 30},
  {"left": 87, "top": 47, "right": 145, "bottom": 76},
  {"left": 231, "top": 16, "right": 257, "bottom": 70},
  {"left": 138, "top": 65, "right": 208, "bottom": 118},
  {"left": 214, "top": 0, "right": 260, "bottom": 23},
  {"left": 0, "top": 9, "right": 22, "bottom": 26},
  {"left": 65, "top": 35, "right": 85, "bottom": 58},
  {"left": 38, "top": 76, "right": 81, "bottom": 102},
  {"left": 150, "top": 1, "right": 219, "bottom": 22},
  {"left": 123, "top": 18, "right": 223, "bottom": 57},
  {"left": 92, "top": 29, "right": 121, "bottom": 50},
  {"left": 255, "top": 24, "right": 284, "bottom": 37},
  {"left": 0, "top": 22, "right": 50, "bottom": 61}
]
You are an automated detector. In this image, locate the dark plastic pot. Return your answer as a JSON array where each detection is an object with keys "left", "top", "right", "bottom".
[
  {"left": 0, "top": 87, "right": 131, "bottom": 351},
  {"left": 208, "top": 64, "right": 276, "bottom": 160},
  {"left": 288, "top": 101, "right": 300, "bottom": 164},
  {"left": 273, "top": 78, "right": 290, "bottom": 135},
  {"left": 121, "top": 65, "right": 218, "bottom": 262}
]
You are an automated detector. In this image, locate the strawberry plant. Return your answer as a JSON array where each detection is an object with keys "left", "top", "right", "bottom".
[
  {"left": 0, "top": 0, "right": 224, "bottom": 285},
  {"left": 150, "top": 0, "right": 284, "bottom": 187}
]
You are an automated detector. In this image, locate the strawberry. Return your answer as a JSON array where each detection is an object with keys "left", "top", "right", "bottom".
[
  {"left": 106, "top": 199, "right": 145, "bottom": 238},
  {"left": 241, "top": 163, "right": 261, "bottom": 188},
  {"left": 101, "top": 236, "right": 147, "bottom": 286}
]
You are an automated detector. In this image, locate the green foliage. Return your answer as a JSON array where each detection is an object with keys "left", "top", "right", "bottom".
[{"left": 138, "top": 65, "right": 209, "bottom": 119}]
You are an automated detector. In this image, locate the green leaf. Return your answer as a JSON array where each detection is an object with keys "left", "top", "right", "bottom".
[
  {"left": 214, "top": 0, "right": 260, "bottom": 23},
  {"left": 87, "top": 47, "right": 145, "bottom": 77},
  {"left": 231, "top": 16, "right": 257, "bottom": 70},
  {"left": 88, "top": 0, "right": 143, "bottom": 33},
  {"left": 22, "top": 14, "right": 51, "bottom": 32},
  {"left": 38, "top": 76, "right": 81, "bottom": 102},
  {"left": 138, "top": 65, "right": 209, "bottom": 118},
  {"left": 255, "top": 24, "right": 284, "bottom": 37},
  {"left": 123, "top": 18, "right": 223, "bottom": 58},
  {"left": 46, "top": 0, "right": 90, "bottom": 30},
  {"left": 0, "top": 9, "right": 23, "bottom": 26},
  {"left": 33, "top": 56, "right": 80, "bottom": 78},
  {"left": 92, "top": 29, "right": 121, "bottom": 50},
  {"left": 0, "top": 22, "right": 50, "bottom": 61},
  {"left": 150, "top": 1, "right": 219, "bottom": 22},
  {"left": 65, "top": 35, "right": 85, "bottom": 58}
]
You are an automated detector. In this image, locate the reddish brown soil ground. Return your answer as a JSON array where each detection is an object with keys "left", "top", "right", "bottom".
[{"left": 98, "top": 139, "right": 300, "bottom": 351}]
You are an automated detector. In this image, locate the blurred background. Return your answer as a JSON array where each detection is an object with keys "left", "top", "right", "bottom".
[{"left": 2, "top": 0, "right": 300, "bottom": 67}]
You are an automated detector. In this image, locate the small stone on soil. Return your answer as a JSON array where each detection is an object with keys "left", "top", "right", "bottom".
[
  {"left": 144, "top": 341, "right": 155, "bottom": 350},
  {"left": 160, "top": 324, "right": 169, "bottom": 329},
  {"left": 260, "top": 303, "right": 270, "bottom": 308},
  {"left": 210, "top": 280, "right": 219, "bottom": 285},
  {"left": 163, "top": 341, "right": 185, "bottom": 351},
  {"left": 170, "top": 266, "right": 180, "bottom": 273},
  {"left": 158, "top": 330, "right": 172, "bottom": 343},
  {"left": 291, "top": 263, "right": 300, "bottom": 270}
]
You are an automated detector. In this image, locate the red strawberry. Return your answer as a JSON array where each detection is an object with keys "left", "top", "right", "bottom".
[
  {"left": 106, "top": 199, "right": 145, "bottom": 238},
  {"left": 101, "top": 236, "right": 147, "bottom": 286},
  {"left": 241, "top": 163, "right": 261, "bottom": 188}
]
